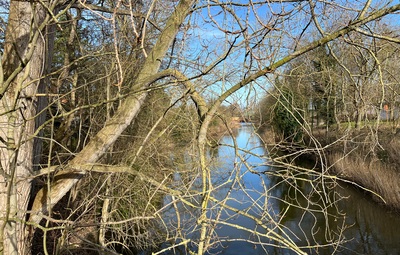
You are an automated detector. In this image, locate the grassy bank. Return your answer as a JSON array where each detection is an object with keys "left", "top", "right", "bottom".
[
  {"left": 318, "top": 127, "right": 400, "bottom": 211},
  {"left": 260, "top": 125, "right": 400, "bottom": 211}
]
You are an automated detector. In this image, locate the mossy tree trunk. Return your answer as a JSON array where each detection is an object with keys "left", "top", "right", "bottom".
[{"left": 29, "top": 0, "right": 196, "bottom": 228}]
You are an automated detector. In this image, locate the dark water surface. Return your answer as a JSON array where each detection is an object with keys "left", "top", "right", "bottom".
[{"left": 160, "top": 123, "right": 400, "bottom": 255}]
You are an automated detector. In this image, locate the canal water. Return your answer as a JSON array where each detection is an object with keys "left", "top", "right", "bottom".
[{"left": 160, "top": 123, "right": 400, "bottom": 254}]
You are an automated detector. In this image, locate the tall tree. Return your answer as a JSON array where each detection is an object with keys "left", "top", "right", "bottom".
[{"left": 0, "top": 1, "right": 53, "bottom": 254}]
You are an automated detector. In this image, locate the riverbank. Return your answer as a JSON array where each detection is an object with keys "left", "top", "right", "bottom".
[
  {"left": 208, "top": 117, "right": 242, "bottom": 140},
  {"left": 312, "top": 126, "right": 400, "bottom": 211},
  {"left": 260, "top": 125, "right": 400, "bottom": 212}
]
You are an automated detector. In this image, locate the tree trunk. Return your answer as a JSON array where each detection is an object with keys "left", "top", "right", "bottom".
[
  {"left": 0, "top": 2, "right": 50, "bottom": 254},
  {"left": 29, "top": 0, "right": 195, "bottom": 226}
]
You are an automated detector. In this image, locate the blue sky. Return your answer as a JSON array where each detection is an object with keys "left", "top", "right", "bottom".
[{"left": 172, "top": 0, "right": 400, "bottom": 109}]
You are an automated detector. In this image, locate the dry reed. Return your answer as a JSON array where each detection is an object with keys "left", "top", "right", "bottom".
[{"left": 329, "top": 151, "right": 400, "bottom": 209}]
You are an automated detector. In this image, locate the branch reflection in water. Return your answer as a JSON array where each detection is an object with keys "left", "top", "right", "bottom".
[{"left": 157, "top": 123, "right": 400, "bottom": 255}]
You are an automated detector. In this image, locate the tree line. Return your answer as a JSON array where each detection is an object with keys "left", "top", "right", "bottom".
[{"left": 258, "top": 31, "right": 400, "bottom": 142}]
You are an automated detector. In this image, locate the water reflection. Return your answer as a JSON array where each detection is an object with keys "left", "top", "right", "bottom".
[
  {"left": 335, "top": 183, "right": 400, "bottom": 255},
  {"left": 160, "top": 123, "right": 400, "bottom": 255}
]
